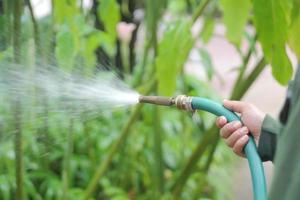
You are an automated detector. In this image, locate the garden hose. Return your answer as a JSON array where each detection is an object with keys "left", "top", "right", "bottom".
[{"left": 139, "top": 95, "right": 267, "bottom": 200}]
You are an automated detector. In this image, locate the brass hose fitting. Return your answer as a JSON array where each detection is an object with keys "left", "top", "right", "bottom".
[{"left": 174, "top": 95, "right": 193, "bottom": 111}]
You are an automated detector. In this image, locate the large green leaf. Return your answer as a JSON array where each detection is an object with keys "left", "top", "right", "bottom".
[
  {"left": 253, "top": 0, "right": 293, "bottom": 85},
  {"left": 155, "top": 20, "right": 194, "bottom": 96},
  {"left": 220, "top": 0, "right": 251, "bottom": 45},
  {"left": 53, "top": 0, "right": 77, "bottom": 24},
  {"left": 98, "top": 0, "right": 120, "bottom": 39}
]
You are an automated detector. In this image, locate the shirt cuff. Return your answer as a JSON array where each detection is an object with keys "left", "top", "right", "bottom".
[{"left": 257, "top": 114, "right": 281, "bottom": 162}]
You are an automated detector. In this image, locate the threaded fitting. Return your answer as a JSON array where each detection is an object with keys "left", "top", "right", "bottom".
[{"left": 174, "top": 95, "right": 193, "bottom": 111}]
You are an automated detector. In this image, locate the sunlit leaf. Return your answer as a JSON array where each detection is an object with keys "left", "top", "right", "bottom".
[
  {"left": 55, "top": 25, "right": 77, "bottom": 71},
  {"left": 168, "top": 0, "right": 186, "bottom": 14},
  {"left": 53, "top": 0, "right": 78, "bottom": 24},
  {"left": 288, "top": 1, "right": 300, "bottom": 58},
  {"left": 155, "top": 20, "right": 194, "bottom": 96},
  {"left": 253, "top": 0, "right": 293, "bottom": 85},
  {"left": 98, "top": 0, "right": 120, "bottom": 39},
  {"left": 220, "top": 0, "right": 251, "bottom": 45}
]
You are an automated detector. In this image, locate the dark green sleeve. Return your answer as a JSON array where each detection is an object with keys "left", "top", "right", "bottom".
[{"left": 257, "top": 114, "right": 282, "bottom": 162}]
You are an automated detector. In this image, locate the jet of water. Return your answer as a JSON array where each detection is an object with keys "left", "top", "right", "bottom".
[{"left": 0, "top": 64, "right": 140, "bottom": 120}]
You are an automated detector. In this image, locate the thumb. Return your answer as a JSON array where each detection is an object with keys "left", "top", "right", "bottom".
[{"left": 223, "top": 100, "right": 247, "bottom": 113}]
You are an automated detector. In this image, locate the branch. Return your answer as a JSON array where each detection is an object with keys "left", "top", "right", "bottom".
[
  {"left": 231, "top": 57, "right": 266, "bottom": 100},
  {"left": 26, "top": 0, "right": 41, "bottom": 59}
]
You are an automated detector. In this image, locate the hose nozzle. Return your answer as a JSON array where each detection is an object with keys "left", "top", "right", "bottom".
[
  {"left": 138, "top": 95, "right": 175, "bottom": 106},
  {"left": 139, "top": 95, "right": 193, "bottom": 111}
]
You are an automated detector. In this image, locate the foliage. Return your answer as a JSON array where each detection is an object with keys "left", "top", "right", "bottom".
[
  {"left": 253, "top": 0, "right": 293, "bottom": 85},
  {"left": 0, "top": 0, "right": 299, "bottom": 200},
  {"left": 155, "top": 20, "right": 194, "bottom": 96},
  {"left": 220, "top": 0, "right": 251, "bottom": 46}
]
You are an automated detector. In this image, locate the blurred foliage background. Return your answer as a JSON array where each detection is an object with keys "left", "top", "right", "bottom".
[{"left": 0, "top": 0, "right": 299, "bottom": 199}]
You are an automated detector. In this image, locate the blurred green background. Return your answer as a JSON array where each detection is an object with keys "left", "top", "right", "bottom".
[{"left": 0, "top": 0, "right": 299, "bottom": 199}]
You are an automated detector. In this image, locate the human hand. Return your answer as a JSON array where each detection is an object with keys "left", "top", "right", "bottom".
[{"left": 216, "top": 100, "right": 266, "bottom": 157}]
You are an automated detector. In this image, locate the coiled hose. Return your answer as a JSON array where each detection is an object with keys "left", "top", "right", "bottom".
[{"left": 191, "top": 97, "right": 267, "bottom": 200}]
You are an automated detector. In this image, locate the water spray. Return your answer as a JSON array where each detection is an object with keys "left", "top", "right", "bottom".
[{"left": 139, "top": 95, "right": 267, "bottom": 200}]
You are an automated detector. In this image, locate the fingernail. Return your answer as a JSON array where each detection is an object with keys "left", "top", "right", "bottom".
[
  {"left": 240, "top": 127, "right": 248, "bottom": 134},
  {"left": 233, "top": 121, "right": 241, "bottom": 129},
  {"left": 220, "top": 116, "right": 226, "bottom": 123},
  {"left": 242, "top": 135, "right": 249, "bottom": 141}
]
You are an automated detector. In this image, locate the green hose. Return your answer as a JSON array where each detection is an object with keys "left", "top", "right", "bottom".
[{"left": 191, "top": 97, "right": 267, "bottom": 200}]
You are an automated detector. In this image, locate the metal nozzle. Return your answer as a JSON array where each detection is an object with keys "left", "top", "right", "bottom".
[
  {"left": 139, "top": 95, "right": 175, "bottom": 106},
  {"left": 139, "top": 95, "right": 194, "bottom": 111}
]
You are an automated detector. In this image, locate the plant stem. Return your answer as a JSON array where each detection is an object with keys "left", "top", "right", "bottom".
[
  {"left": 13, "top": 0, "right": 23, "bottom": 199},
  {"left": 132, "top": 39, "right": 151, "bottom": 87},
  {"left": 26, "top": 0, "right": 40, "bottom": 53},
  {"left": 121, "top": 41, "right": 130, "bottom": 74},
  {"left": 231, "top": 34, "right": 258, "bottom": 99},
  {"left": 153, "top": 92, "right": 164, "bottom": 195},
  {"left": 151, "top": 15, "right": 164, "bottom": 195},
  {"left": 26, "top": 0, "right": 41, "bottom": 60},
  {"left": 83, "top": 80, "right": 156, "bottom": 200},
  {"left": 231, "top": 57, "right": 266, "bottom": 100},
  {"left": 84, "top": 118, "right": 96, "bottom": 168},
  {"left": 62, "top": 117, "right": 74, "bottom": 200},
  {"left": 13, "top": 0, "right": 22, "bottom": 63},
  {"left": 3, "top": 0, "right": 12, "bottom": 48},
  {"left": 191, "top": 0, "right": 211, "bottom": 23}
]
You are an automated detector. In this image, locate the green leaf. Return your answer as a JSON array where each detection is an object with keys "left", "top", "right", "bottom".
[
  {"left": 200, "top": 17, "right": 215, "bottom": 44},
  {"left": 220, "top": 0, "right": 251, "bottom": 45},
  {"left": 253, "top": 0, "right": 293, "bottom": 85},
  {"left": 98, "top": 31, "right": 116, "bottom": 56},
  {"left": 55, "top": 25, "right": 77, "bottom": 71},
  {"left": 53, "top": 0, "right": 78, "bottom": 24},
  {"left": 155, "top": 20, "right": 194, "bottom": 95},
  {"left": 168, "top": 0, "right": 186, "bottom": 14},
  {"left": 82, "top": 33, "right": 102, "bottom": 73},
  {"left": 288, "top": 1, "right": 300, "bottom": 58},
  {"left": 98, "top": 0, "right": 120, "bottom": 39}
]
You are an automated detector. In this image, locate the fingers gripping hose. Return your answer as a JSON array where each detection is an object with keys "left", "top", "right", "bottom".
[
  {"left": 139, "top": 95, "right": 267, "bottom": 200},
  {"left": 191, "top": 97, "right": 267, "bottom": 200}
]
